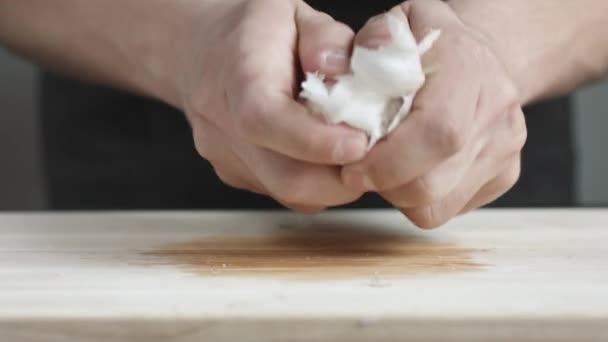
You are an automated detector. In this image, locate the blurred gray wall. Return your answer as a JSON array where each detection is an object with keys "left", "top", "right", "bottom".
[
  {"left": 0, "top": 49, "right": 44, "bottom": 210},
  {"left": 0, "top": 50, "right": 607, "bottom": 210},
  {"left": 574, "top": 81, "right": 608, "bottom": 206}
]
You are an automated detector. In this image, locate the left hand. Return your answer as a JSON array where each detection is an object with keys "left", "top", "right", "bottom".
[
  {"left": 176, "top": 0, "right": 367, "bottom": 214},
  {"left": 342, "top": 0, "right": 527, "bottom": 228}
]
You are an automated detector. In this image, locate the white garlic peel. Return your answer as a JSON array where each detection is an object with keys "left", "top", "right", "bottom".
[{"left": 300, "top": 15, "right": 440, "bottom": 149}]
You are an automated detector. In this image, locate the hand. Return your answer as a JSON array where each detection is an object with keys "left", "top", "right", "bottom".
[
  {"left": 342, "top": 0, "right": 527, "bottom": 228},
  {"left": 171, "top": 0, "right": 368, "bottom": 212}
]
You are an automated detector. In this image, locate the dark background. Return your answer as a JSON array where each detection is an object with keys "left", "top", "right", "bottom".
[{"left": 1, "top": 48, "right": 608, "bottom": 210}]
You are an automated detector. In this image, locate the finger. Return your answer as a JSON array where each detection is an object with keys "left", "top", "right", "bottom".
[
  {"left": 342, "top": 64, "right": 480, "bottom": 191},
  {"left": 341, "top": 5, "right": 485, "bottom": 192},
  {"left": 228, "top": 88, "right": 368, "bottom": 165},
  {"left": 355, "top": 1, "right": 460, "bottom": 50},
  {"left": 214, "top": 170, "right": 326, "bottom": 214},
  {"left": 193, "top": 116, "right": 327, "bottom": 213},
  {"left": 278, "top": 201, "right": 326, "bottom": 215},
  {"left": 296, "top": 2, "right": 355, "bottom": 77},
  {"left": 342, "top": 72, "right": 521, "bottom": 192},
  {"left": 399, "top": 0, "right": 463, "bottom": 38},
  {"left": 456, "top": 107, "right": 527, "bottom": 214},
  {"left": 381, "top": 102, "right": 522, "bottom": 208},
  {"left": 401, "top": 155, "right": 520, "bottom": 230},
  {"left": 236, "top": 142, "right": 364, "bottom": 207},
  {"left": 343, "top": 14, "right": 522, "bottom": 193},
  {"left": 380, "top": 138, "right": 484, "bottom": 208},
  {"left": 222, "top": 4, "right": 367, "bottom": 165},
  {"left": 459, "top": 158, "right": 522, "bottom": 215},
  {"left": 191, "top": 116, "right": 268, "bottom": 195},
  {"left": 214, "top": 169, "right": 266, "bottom": 195},
  {"left": 354, "top": 14, "right": 397, "bottom": 49},
  {"left": 399, "top": 105, "right": 526, "bottom": 229}
]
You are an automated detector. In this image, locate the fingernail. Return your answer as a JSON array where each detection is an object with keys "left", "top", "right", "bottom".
[
  {"left": 343, "top": 169, "right": 376, "bottom": 192},
  {"left": 334, "top": 136, "right": 367, "bottom": 164},
  {"left": 363, "top": 37, "right": 393, "bottom": 49},
  {"left": 321, "top": 48, "right": 349, "bottom": 73},
  {"left": 356, "top": 16, "right": 393, "bottom": 49}
]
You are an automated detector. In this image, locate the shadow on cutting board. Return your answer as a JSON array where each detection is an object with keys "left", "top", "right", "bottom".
[{"left": 142, "top": 220, "right": 485, "bottom": 280}]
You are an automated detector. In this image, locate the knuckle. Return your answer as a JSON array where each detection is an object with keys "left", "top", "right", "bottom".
[
  {"left": 228, "top": 11, "right": 260, "bottom": 47},
  {"left": 312, "top": 11, "right": 335, "bottom": 24},
  {"left": 405, "top": 206, "right": 444, "bottom": 230},
  {"left": 514, "top": 108, "right": 528, "bottom": 132},
  {"left": 500, "top": 159, "right": 522, "bottom": 191},
  {"left": 469, "top": 37, "right": 496, "bottom": 66},
  {"left": 184, "top": 89, "right": 212, "bottom": 120},
  {"left": 411, "top": 174, "right": 446, "bottom": 205},
  {"left": 192, "top": 131, "right": 212, "bottom": 159},
  {"left": 312, "top": 14, "right": 354, "bottom": 38},
  {"left": 236, "top": 91, "right": 272, "bottom": 141},
  {"left": 390, "top": 175, "right": 446, "bottom": 208},
  {"left": 272, "top": 172, "right": 316, "bottom": 205},
  {"left": 334, "top": 21, "right": 356, "bottom": 38},
  {"left": 445, "top": 32, "right": 482, "bottom": 64},
  {"left": 236, "top": 51, "right": 265, "bottom": 85},
  {"left": 214, "top": 168, "right": 242, "bottom": 189},
  {"left": 501, "top": 81, "right": 521, "bottom": 104},
  {"left": 364, "top": 161, "right": 398, "bottom": 191},
  {"left": 425, "top": 117, "right": 467, "bottom": 157},
  {"left": 514, "top": 126, "right": 528, "bottom": 151},
  {"left": 274, "top": 171, "right": 359, "bottom": 207},
  {"left": 507, "top": 110, "right": 528, "bottom": 150},
  {"left": 298, "top": 132, "right": 331, "bottom": 161},
  {"left": 193, "top": 139, "right": 208, "bottom": 159},
  {"left": 278, "top": 188, "right": 306, "bottom": 205}
]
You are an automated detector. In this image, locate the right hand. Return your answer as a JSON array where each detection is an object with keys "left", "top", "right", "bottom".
[
  {"left": 341, "top": 0, "right": 526, "bottom": 227},
  {"left": 166, "top": 0, "right": 367, "bottom": 212}
]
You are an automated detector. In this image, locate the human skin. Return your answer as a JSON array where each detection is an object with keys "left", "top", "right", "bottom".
[
  {"left": 0, "top": 0, "right": 369, "bottom": 212},
  {"left": 342, "top": 0, "right": 608, "bottom": 228},
  {"left": 0, "top": 0, "right": 607, "bottom": 225}
]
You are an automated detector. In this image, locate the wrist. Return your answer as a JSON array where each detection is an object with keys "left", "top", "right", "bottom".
[
  {"left": 127, "top": 2, "right": 203, "bottom": 110},
  {"left": 446, "top": 0, "right": 537, "bottom": 103},
  {"left": 128, "top": 0, "right": 227, "bottom": 110}
]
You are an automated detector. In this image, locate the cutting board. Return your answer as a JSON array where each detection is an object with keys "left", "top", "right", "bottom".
[{"left": 1, "top": 209, "right": 607, "bottom": 341}]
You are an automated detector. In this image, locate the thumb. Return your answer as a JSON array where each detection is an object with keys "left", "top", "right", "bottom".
[
  {"left": 354, "top": 9, "right": 407, "bottom": 49},
  {"left": 355, "top": 0, "right": 460, "bottom": 49},
  {"left": 296, "top": 3, "right": 354, "bottom": 77}
]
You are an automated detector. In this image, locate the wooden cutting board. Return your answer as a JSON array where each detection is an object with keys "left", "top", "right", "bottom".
[{"left": 0, "top": 209, "right": 607, "bottom": 341}]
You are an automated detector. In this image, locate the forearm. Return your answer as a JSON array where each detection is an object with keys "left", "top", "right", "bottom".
[
  {"left": 0, "top": 0, "right": 205, "bottom": 108},
  {"left": 448, "top": 0, "right": 608, "bottom": 104}
]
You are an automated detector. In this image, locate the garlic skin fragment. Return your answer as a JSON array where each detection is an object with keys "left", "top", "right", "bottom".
[{"left": 300, "top": 15, "right": 440, "bottom": 149}]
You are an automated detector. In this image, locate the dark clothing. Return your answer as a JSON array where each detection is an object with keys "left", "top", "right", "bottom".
[{"left": 39, "top": 0, "right": 575, "bottom": 210}]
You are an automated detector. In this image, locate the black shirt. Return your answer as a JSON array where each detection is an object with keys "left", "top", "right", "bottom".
[{"left": 39, "top": 0, "right": 575, "bottom": 210}]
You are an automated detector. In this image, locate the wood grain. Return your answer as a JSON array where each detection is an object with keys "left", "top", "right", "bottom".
[
  {"left": 1, "top": 209, "right": 607, "bottom": 341},
  {"left": 143, "top": 223, "right": 483, "bottom": 279}
]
